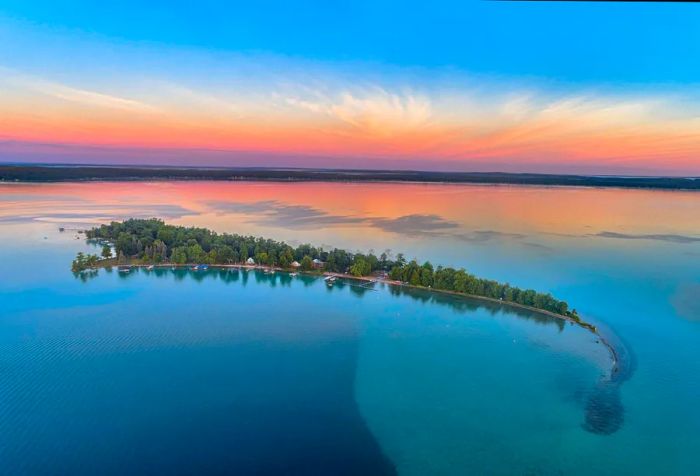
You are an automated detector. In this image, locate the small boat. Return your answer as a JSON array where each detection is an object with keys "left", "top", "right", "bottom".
[
  {"left": 290, "top": 272, "right": 298, "bottom": 277},
  {"left": 147, "top": 265, "right": 154, "bottom": 271},
  {"left": 324, "top": 276, "right": 336, "bottom": 282},
  {"left": 171, "top": 266, "right": 176, "bottom": 271},
  {"left": 200, "top": 265, "right": 209, "bottom": 271},
  {"left": 118, "top": 266, "right": 130, "bottom": 273}
]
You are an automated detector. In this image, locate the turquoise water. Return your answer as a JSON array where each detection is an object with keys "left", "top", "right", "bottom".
[{"left": 1, "top": 182, "right": 699, "bottom": 474}]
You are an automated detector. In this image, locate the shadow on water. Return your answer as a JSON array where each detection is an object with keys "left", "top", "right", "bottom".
[
  {"left": 386, "top": 284, "right": 634, "bottom": 436},
  {"left": 70, "top": 267, "right": 396, "bottom": 475}
]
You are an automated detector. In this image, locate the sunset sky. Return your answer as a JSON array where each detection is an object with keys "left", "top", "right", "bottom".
[{"left": 1, "top": 1, "right": 699, "bottom": 175}]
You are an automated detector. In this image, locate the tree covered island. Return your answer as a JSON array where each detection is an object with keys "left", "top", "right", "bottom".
[{"left": 76, "top": 218, "right": 589, "bottom": 329}]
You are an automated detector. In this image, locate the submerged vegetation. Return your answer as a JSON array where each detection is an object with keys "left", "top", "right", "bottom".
[{"left": 81, "top": 218, "right": 581, "bottom": 321}]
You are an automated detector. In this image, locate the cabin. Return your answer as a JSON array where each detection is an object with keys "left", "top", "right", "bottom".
[
  {"left": 291, "top": 261, "right": 301, "bottom": 268},
  {"left": 312, "top": 258, "right": 325, "bottom": 269},
  {"left": 246, "top": 257, "right": 255, "bottom": 265}
]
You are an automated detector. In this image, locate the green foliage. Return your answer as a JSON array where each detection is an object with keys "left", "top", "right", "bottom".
[
  {"left": 349, "top": 257, "right": 371, "bottom": 277},
  {"left": 300, "top": 255, "right": 314, "bottom": 271},
  {"left": 101, "top": 245, "right": 112, "bottom": 259},
  {"left": 71, "top": 252, "right": 99, "bottom": 272},
  {"left": 388, "top": 261, "right": 574, "bottom": 316},
  {"left": 84, "top": 218, "right": 575, "bottom": 317}
]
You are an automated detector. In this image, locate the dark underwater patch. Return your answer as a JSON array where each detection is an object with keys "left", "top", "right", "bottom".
[
  {"left": 582, "top": 329, "right": 635, "bottom": 436},
  {"left": 583, "top": 381, "right": 624, "bottom": 435}
]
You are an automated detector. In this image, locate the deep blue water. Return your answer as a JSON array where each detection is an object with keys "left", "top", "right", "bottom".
[
  {"left": 1, "top": 182, "right": 699, "bottom": 475},
  {"left": 0, "top": 223, "right": 610, "bottom": 475}
]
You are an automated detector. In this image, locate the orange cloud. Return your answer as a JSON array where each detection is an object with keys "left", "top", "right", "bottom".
[{"left": 1, "top": 66, "right": 699, "bottom": 174}]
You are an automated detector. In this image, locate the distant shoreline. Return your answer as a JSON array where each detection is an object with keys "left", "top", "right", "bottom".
[{"left": 2, "top": 164, "right": 699, "bottom": 190}]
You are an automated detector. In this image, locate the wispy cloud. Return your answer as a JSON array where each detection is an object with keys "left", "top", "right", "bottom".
[
  {"left": 1, "top": 68, "right": 156, "bottom": 113},
  {"left": 285, "top": 88, "right": 433, "bottom": 136}
]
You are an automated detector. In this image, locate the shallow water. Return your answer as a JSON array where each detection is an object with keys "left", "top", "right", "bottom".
[{"left": 1, "top": 181, "right": 698, "bottom": 474}]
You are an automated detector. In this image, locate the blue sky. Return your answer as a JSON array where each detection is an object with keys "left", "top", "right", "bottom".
[
  {"left": 1, "top": 1, "right": 699, "bottom": 174},
  {"left": 3, "top": 0, "right": 699, "bottom": 84}
]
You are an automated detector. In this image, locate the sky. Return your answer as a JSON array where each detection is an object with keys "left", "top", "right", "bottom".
[{"left": 1, "top": 1, "right": 699, "bottom": 175}]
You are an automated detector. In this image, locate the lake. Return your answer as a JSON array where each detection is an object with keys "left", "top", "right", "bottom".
[{"left": 1, "top": 181, "right": 698, "bottom": 475}]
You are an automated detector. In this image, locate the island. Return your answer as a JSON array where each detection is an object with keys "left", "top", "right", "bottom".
[{"left": 72, "top": 218, "right": 593, "bottom": 328}]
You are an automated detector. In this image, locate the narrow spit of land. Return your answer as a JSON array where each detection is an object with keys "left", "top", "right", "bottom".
[{"left": 70, "top": 218, "right": 620, "bottom": 372}]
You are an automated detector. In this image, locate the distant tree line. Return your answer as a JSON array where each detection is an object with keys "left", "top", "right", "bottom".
[
  {"left": 84, "top": 218, "right": 578, "bottom": 319},
  {"left": 4, "top": 165, "right": 699, "bottom": 190}
]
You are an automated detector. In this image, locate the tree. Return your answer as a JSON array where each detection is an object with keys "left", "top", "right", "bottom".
[
  {"left": 255, "top": 252, "right": 269, "bottom": 266},
  {"left": 420, "top": 261, "right": 434, "bottom": 287},
  {"left": 217, "top": 245, "right": 234, "bottom": 263},
  {"left": 72, "top": 252, "right": 99, "bottom": 272},
  {"left": 101, "top": 245, "right": 112, "bottom": 259},
  {"left": 171, "top": 247, "right": 187, "bottom": 264},
  {"left": 278, "top": 250, "right": 291, "bottom": 268},
  {"left": 395, "top": 253, "right": 406, "bottom": 267},
  {"left": 187, "top": 243, "right": 206, "bottom": 263},
  {"left": 379, "top": 251, "right": 389, "bottom": 270},
  {"left": 116, "top": 232, "right": 135, "bottom": 256},
  {"left": 349, "top": 257, "right": 371, "bottom": 277},
  {"left": 71, "top": 252, "right": 86, "bottom": 272},
  {"left": 301, "top": 255, "right": 314, "bottom": 271},
  {"left": 86, "top": 254, "right": 98, "bottom": 268}
]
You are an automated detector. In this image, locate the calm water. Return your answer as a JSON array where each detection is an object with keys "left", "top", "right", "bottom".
[{"left": 1, "top": 181, "right": 699, "bottom": 475}]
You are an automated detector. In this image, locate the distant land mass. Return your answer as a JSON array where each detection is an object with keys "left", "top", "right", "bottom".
[{"left": 1, "top": 164, "right": 699, "bottom": 190}]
